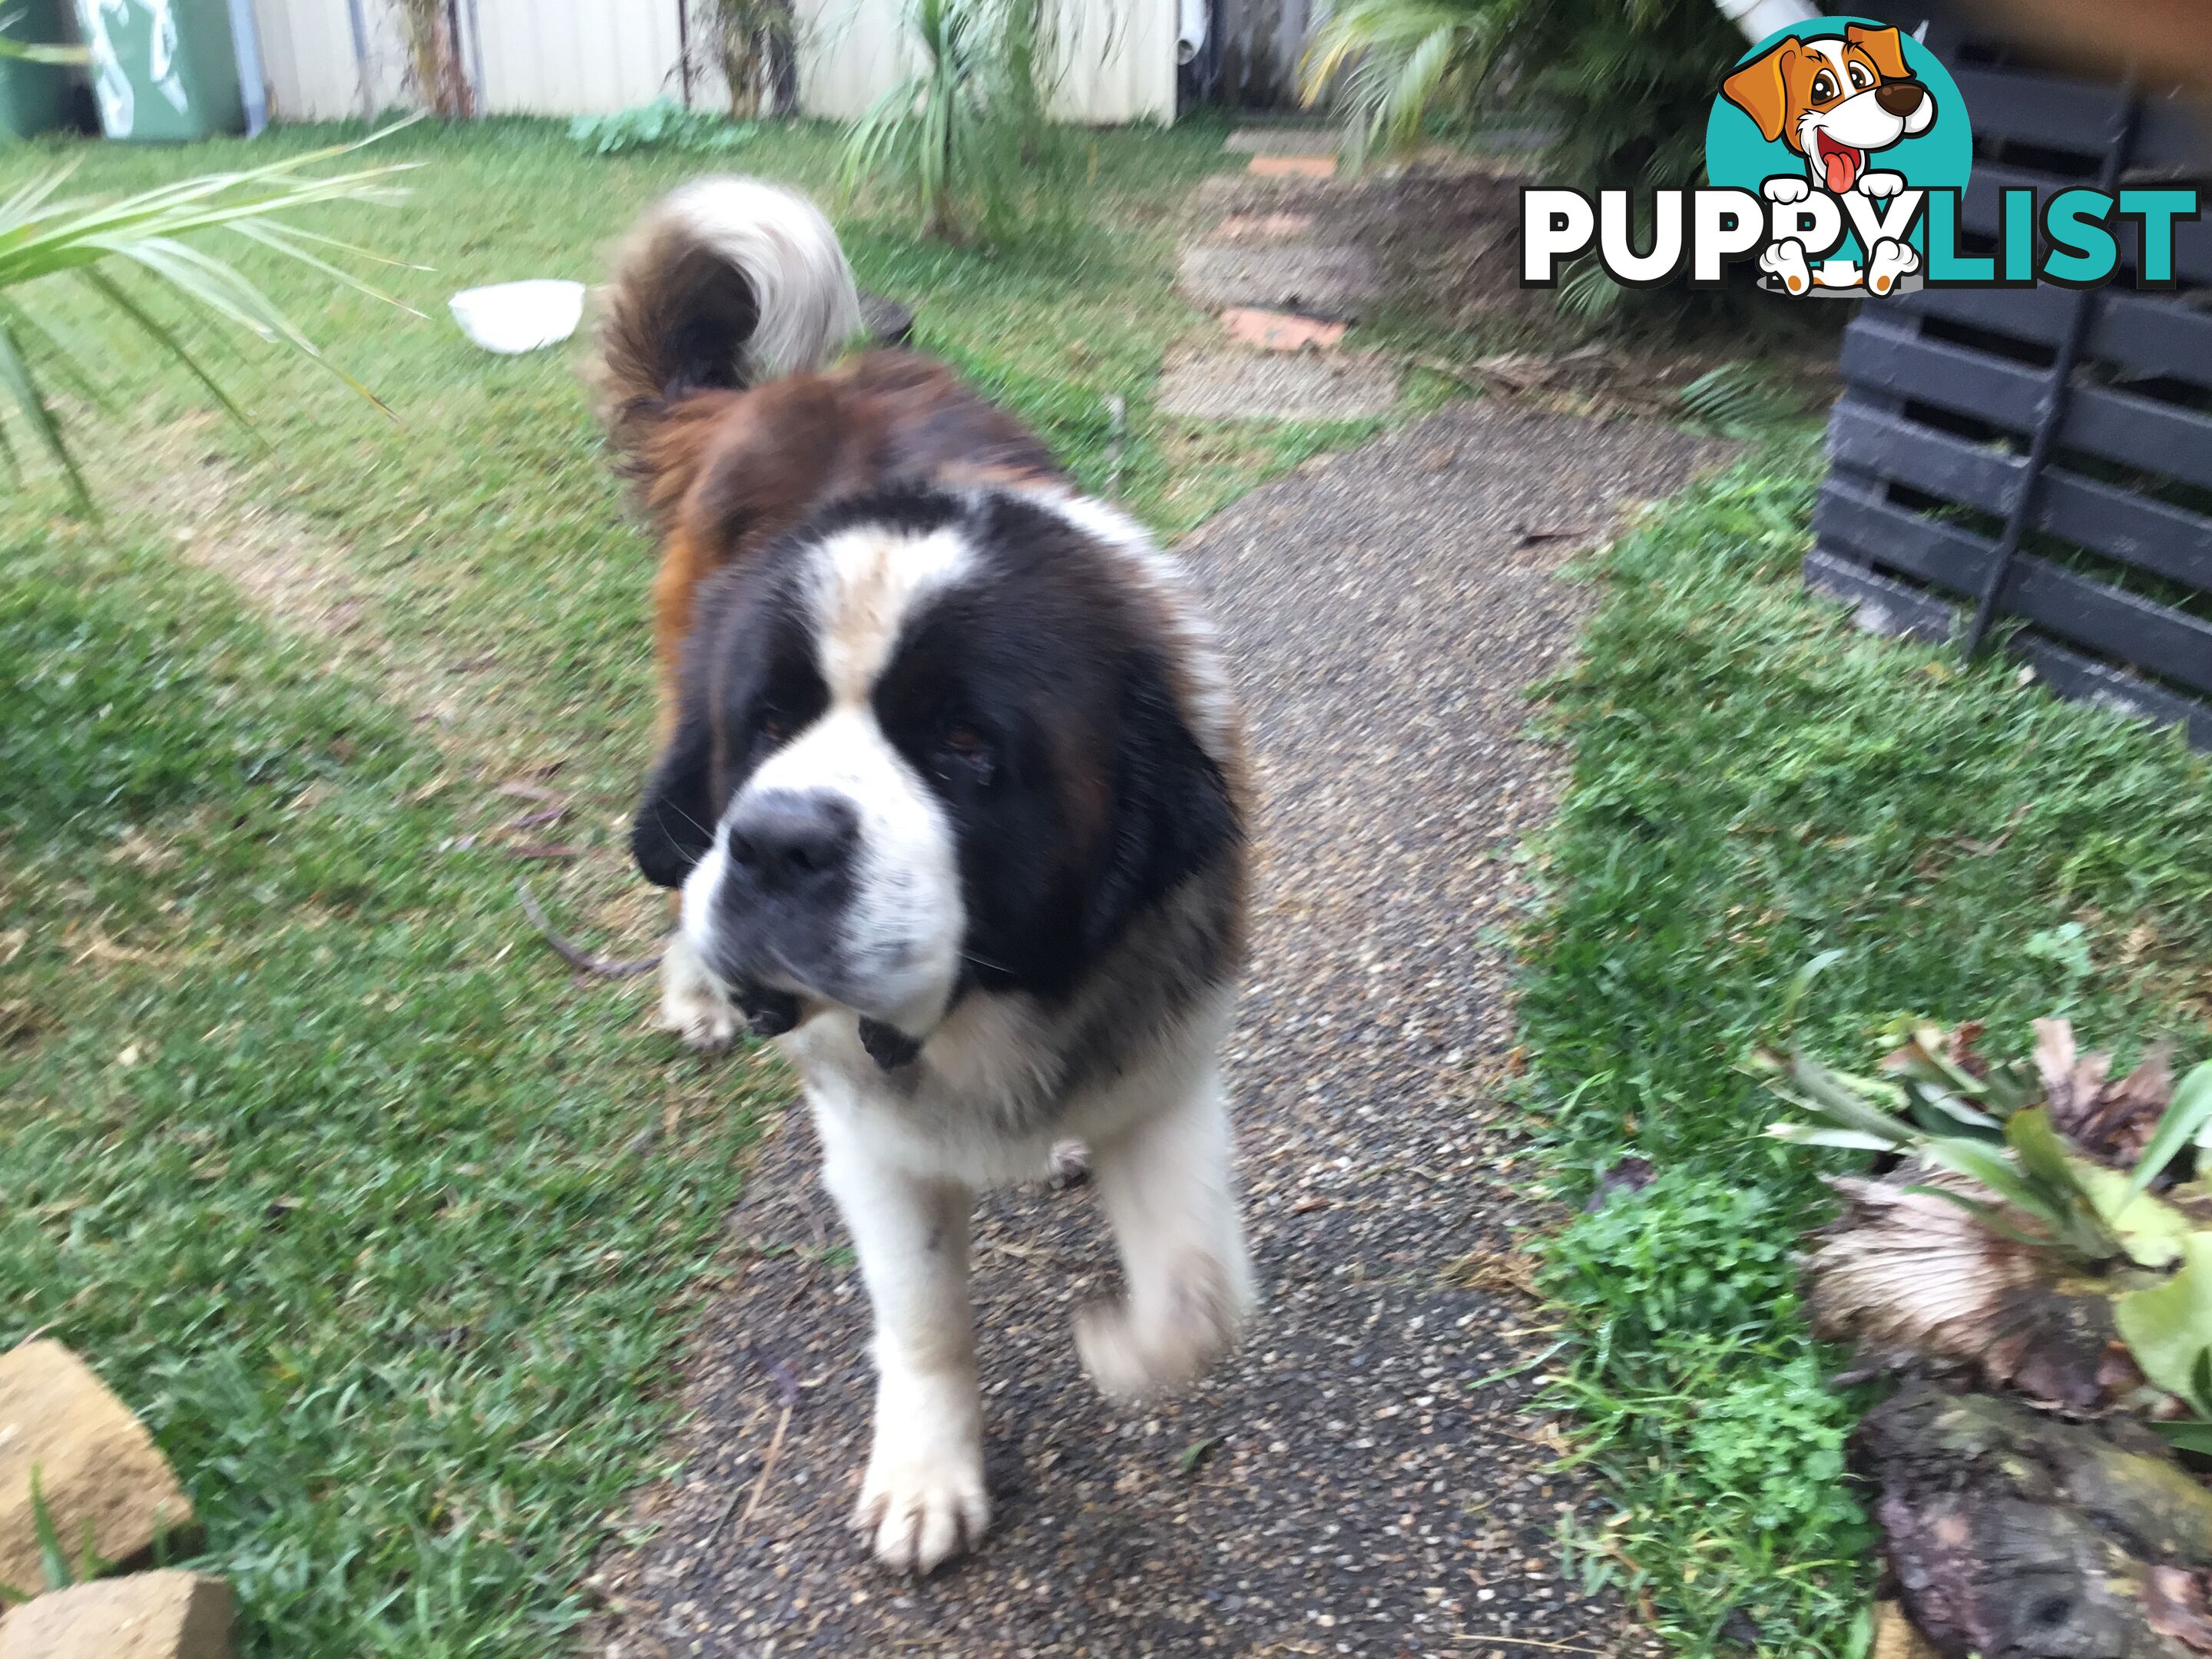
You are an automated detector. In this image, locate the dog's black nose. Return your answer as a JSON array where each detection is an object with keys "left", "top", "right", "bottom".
[
  {"left": 1876, "top": 79, "right": 1927, "bottom": 118},
  {"left": 725, "top": 790, "right": 857, "bottom": 892}
]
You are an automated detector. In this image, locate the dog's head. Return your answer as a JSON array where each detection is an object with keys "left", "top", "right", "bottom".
[
  {"left": 632, "top": 488, "right": 1240, "bottom": 1055},
  {"left": 1721, "top": 25, "right": 1936, "bottom": 194}
]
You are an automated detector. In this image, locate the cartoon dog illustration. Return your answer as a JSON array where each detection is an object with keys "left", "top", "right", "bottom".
[{"left": 1720, "top": 24, "right": 1937, "bottom": 295}]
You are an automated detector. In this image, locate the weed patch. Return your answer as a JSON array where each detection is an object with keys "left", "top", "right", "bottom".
[{"left": 1521, "top": 439, "right": 2212, "bottom": 1654}]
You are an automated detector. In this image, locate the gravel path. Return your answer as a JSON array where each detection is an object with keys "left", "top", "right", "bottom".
[{"left": 590, "top": 403, "right": 1727, "bottom": 1658}]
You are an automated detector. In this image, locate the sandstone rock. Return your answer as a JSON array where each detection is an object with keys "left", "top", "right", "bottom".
[
  {"left": 1873, "top": 1599, "right": 1942, "bottom": 1659},
  {"left": 0, "top": 1571, "right": 231, "bottom": 1659},
  {"left": 0, "top": 1343, "right": 194, "bottom": 1590}
]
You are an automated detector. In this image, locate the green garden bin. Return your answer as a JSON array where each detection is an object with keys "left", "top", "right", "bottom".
[
  {"left": 0, "top": 0, "right": 72, "bottom": 139},
  {"left": 75, "top": 0, "right": 243, "bottom": 141}
]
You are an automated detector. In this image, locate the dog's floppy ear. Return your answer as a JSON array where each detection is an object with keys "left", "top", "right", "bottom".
[
  {"left": 1080, "top": 656, "right": 1240, "bottom": 960},
  {"left": 1846, "top": 23, "right": 1911, "bottom": 81},
  {"left": 1721, "top": 40, "right": 1797, "bottom": 144},
  {"left": 631, "top": 704, "right": 719, "bottom": 889}
]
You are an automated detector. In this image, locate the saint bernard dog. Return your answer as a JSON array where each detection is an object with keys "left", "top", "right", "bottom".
[{"left": 594, "top": 179, "right": 1256, "bottom": 1574}]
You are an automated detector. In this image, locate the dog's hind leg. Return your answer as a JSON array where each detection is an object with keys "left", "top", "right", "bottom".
[
  {"left": 814, "top": 1106, "right": 988, "bottom": 1574},
  {"left": 1075, "top": 1065, "right": 1254, "bottom": 1400}
]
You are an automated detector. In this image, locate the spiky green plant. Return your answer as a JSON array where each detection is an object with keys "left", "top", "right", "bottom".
[
  {"left": 0, "top": 34, "right": 87, "bottom": 65},
  {"left": 839, "top": 0, "right": 1061, "bottom": 241},
  {"left": 0, "top": 128, "right": 416, "bottom": 513}
]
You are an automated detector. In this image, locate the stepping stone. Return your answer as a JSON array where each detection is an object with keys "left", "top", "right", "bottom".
[
  {"left": 1177, "top": 242, "right": 1381, "bottom": 316},
  {"left": 1212, "top": 210, "right": 1316, "bottom": 241},
  {"left": 1248, "top": 154, "right": 1336, "bottom": 179},
  {"left": 0, "top": 1571, "right": 233, "bottom": 1659},
  {"left": 0, "top": 1342, "right": 195, "bottom": 1591},
  {"left": 1224, "top": 127, "right": 1337, "bottom": 155},
  {"left": 1157, "top": 349, "right": 1397, "bottom": 421},
  {"left": 1220, "top": 307, "right": 1347, "bottom": 351}
]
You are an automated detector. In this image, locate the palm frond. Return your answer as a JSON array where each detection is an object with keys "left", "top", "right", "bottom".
[
  {"left": 1679, "top": 361, "right": 1792, "bottom": 430},
  {"left": 0, "top": 125, "right": 412, "bottom": 508},
  {"left": 1557, "top": 254, "right": 1623, "bottom": 322},
  {"left": 1300, "top": 0, "right": 1522, "bottom": 165}
]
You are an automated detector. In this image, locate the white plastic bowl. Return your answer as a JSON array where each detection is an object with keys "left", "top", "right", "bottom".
[{"left": 447, "top": 280, "right": 588, "bottom": 355}]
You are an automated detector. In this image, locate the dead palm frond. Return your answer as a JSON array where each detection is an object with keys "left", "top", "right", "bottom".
[{"left": 1760, "top": 1015, "right": 2212, "bottom": 1424}]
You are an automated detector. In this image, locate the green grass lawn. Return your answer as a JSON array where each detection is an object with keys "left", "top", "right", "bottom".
[
  {"left": 0, "top": 114, "right": 1422, "bottom": 1656},
  {"left": 1520, "top": 440, "right": 2212, "bottom": 1656}
]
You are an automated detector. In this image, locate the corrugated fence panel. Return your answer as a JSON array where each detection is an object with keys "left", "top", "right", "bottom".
[
  {"left": 1046, "top": 0, "right": 1174, "bottom": 124},
  {"left": 1213, "top": 0, "right": 1310, "bottom": 107},
  {"left": 472, "top": 0, "right": 684, "bottom": 114},
  {"left": 790, "top": 0, "right": 1174, "bottom": 124},
  {"left": 791, "top": 0, "right": 912, "bottom": 121},
  {"left": 253, "top": 0, "right": 406, "bottom": 120},
  {"left": 250, "top": 0, "right": 1173, "bottom": 124}
]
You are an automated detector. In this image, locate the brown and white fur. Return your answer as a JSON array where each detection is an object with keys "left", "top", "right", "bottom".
[{"left": 595, "top": 179, "right": 1255, "bottom": 1575}]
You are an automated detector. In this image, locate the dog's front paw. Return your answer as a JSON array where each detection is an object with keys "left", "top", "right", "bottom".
[
  {"left": 1859, "top": 171, "right": 1906, "bottom": 200},
  {"left": 655, "top": 935, "right": 740, "bottom": 1052},
  {"left": 1762, "top": 175, "right": 1811, "bottom": 205},
  {"left": 1075, "top": 1257, "right": 1247, "bottom": 1401},
  {"left": 657, "top": 969, "right": 739, "bottom": 1051},
  {"left": 1759, "top": 239, "right": 1813, "bottom": 295},
  {"left": 1867, "top": 237, "right": 1920, "bottom": 294},
  {"left": 853, "top": 1431, "right": 988, "bottom": 1575}
]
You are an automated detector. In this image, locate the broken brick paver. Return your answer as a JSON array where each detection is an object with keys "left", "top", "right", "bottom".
[
  {"left": 1220, "top": 308, "right": 1348, "bottom": 352},
  {"left": 1225, "top": 127, "right": 1339, "bottom": 157}
]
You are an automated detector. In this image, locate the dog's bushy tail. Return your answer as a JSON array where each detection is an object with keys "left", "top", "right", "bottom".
[{"left": 594, "top": 177, "right": 860, "bottom": 472}]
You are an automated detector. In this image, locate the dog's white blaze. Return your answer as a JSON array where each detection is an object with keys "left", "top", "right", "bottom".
[
  {"left": 704, "top": 522, "right": 975, "bottom": 1031},
  {"left": 808, "top": 522, "right": 976, "bottom": 706}
]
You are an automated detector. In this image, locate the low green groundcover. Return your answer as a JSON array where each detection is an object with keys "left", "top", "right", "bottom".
[{"left": 1520, "top": 439, "right": 2212, "bottom": 1656}]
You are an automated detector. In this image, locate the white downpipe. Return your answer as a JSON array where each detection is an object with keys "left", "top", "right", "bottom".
[
  {"left": 1714, "top": 0, "right": 1820, "bottom": 42},
  {"left": 1176, "top": 0, "right": 1207, "bottom": 66}
]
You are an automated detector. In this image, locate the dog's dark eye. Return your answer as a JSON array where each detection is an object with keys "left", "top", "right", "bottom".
[
  {"left": 1810, "top": 68, "right": 1840, "bottom": 101},
  {"left": 936, "top": 720, "right": 996, "bottom": 786},
  {"left": 1847, "top": 61, "right": 1874, "bottom": 90},
  {"left": 752, "top": 708, "right": 792, "bottom": 758}
]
